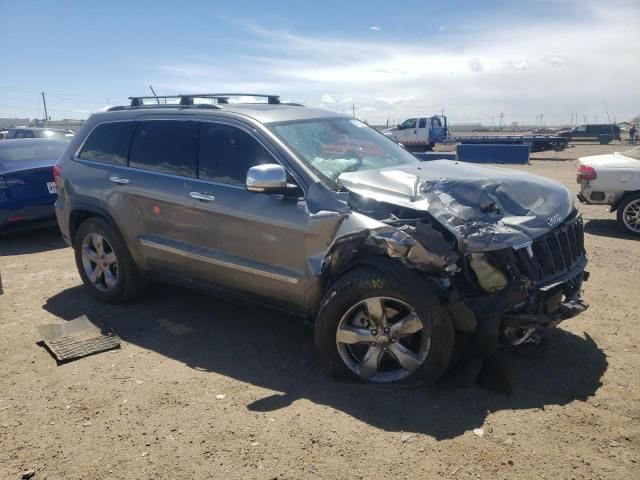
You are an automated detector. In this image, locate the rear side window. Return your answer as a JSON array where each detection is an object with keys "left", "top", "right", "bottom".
[
  {"left": 79, "top": 122, "right": 136, "bottom": 165},
  {"left": 129, "top": 120, "right": 197, "bottom": 177},
  {"left": 198, "top": 123, "right": 274, "bottom": 185}
]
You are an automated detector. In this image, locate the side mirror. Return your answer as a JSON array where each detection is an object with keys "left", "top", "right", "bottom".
[
  {"left": 397, "top": 124, "right": 404, "bottom": 130},
  {"left": 246, "top": 164, "right": 297, "bottom": 194}
]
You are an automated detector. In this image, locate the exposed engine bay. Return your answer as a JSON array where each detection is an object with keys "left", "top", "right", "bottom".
[{"left": 315, "top": 160, "right": 590, "bottom": 387}]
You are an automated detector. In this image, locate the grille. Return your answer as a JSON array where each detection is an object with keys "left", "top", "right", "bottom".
[{"left": 512, "top": 215, "right": 585, "bottom": 284}]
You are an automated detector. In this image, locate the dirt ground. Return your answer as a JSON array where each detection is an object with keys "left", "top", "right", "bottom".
[{"left": 1, "top": 143, "right": 639, "bottom": 480}]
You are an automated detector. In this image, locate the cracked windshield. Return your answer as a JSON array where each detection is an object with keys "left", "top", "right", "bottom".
[{"left": 270, "top": 117, "right": 418, "bottom": 188}]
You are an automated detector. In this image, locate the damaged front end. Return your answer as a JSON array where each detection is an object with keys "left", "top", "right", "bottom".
[{"left": 326, "top": 161, "right": 589, "bottom": 346}]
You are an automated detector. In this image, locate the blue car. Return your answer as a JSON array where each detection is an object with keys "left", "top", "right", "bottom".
[{"left": 0, "top": 138, "right": 66, "bottom": 232}]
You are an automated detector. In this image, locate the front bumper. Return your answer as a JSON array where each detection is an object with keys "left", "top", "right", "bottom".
[{"left": 453, "top": 212, "right": 589, "bottom": 330}]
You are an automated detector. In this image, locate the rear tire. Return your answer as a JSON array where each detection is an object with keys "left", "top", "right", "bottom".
[
  {"left": 599, "top": 134, "right": 612, "bottom": 145},
  {"left": 314, "top": 267, "right": 454, "bottom": 384},
  {"left": 617, "top": 193, "right": 640, "bottom": 236},
  {"left": 73, "top": 217, "right": 147, "bottom": 302}
]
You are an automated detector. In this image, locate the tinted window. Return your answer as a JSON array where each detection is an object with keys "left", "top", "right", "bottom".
[
  {"left": 79, "top": 122, "right": 136, "bottom": 165},
  {"left": 22, "top": 130, "right": 34, "bottom": 138},
  {"left": 418, "top": 118, "right": 427, "bottom": 128},
  {"left": 198, "top": 123, "right": 274, "bottom": 185},
  {"left": 129, "top": 121, "right": 197, "bottom": 177}
]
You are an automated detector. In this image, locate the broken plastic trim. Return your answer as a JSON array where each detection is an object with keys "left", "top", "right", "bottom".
[{"left": 367, "top": 224, "right": 459, "bottom": 273}]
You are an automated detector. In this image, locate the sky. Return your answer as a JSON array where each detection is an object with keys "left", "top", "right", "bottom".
[{"left": 0, "top": 0, "right": 638, "bottom": 125}]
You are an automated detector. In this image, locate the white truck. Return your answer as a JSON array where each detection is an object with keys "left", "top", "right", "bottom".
[{"left": 383, "top": 116, "right": 448, "bottom": 151}]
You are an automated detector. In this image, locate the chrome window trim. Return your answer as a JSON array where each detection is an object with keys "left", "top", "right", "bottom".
[{"left": 139, "top": 237, "right": 300, "bottom": 285}]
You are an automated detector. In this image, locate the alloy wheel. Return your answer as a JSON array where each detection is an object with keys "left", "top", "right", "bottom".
[
  {"left": 335, "top": 296, "right": 430, "bottom": 382},
  {"left": 622, "top": 198, "right": 640, "bottom": 233},
  {"left": 81, "top": 233, "right": 118, "bottom": 292}
]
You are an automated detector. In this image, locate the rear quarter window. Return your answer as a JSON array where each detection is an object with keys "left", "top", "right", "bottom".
[
  {"left": 78, "top": 122, "right": 136, "bottom": 165},
  {"left": 129, "top": 120, "right": 197, "bottom": 177}
]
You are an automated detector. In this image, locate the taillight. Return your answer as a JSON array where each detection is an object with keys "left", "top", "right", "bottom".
[
  {"left": 577, "top": 164, "right": 597, "bottom": 182},
  {"left": 53, "top": 164, "right": 62, "bottom": 189}
]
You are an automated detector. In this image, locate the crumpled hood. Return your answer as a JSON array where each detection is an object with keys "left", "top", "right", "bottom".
[{"left": 339, "top": 160, "right": 574, "bottom": 252}]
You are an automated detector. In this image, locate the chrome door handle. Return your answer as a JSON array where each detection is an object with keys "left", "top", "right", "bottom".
[
  {"left": 189, "top": 192, "right": 215, "bottom": 202},
  {"left": 109, "top": 176, "right": 130, "bottom": 185}
]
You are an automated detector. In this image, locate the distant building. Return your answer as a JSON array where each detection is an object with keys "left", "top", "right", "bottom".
[
  {"left": 0, "top": 117, "right": 84, "bottom": 132},
  {"left": 0, "top": 118, "right": 30, "bottom": 129}
]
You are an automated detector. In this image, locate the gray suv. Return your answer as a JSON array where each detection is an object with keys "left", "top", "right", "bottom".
[{"left": 55, "top": 93, "right": 589, "bottom": 384}]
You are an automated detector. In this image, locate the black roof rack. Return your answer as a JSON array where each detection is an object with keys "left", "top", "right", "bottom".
[{"left": 128, "top": 93, "right": 281, "bottom": 107}]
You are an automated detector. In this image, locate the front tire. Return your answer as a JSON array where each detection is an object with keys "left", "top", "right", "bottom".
[
  {"left": 314, "top": 267, "right": 454, "bottom": 384},
  {"left": 73, "top": 217, "right": 147, "bottom": 302},
  {"left": 617, "top": 193, "right": 640, "bottom": 236}
]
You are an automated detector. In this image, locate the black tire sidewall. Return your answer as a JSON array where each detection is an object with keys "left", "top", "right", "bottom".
[{"left": 315, "top": 268, "right": 453, "bottom": 384}]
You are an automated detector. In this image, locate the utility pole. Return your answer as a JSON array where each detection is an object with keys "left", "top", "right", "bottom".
[
  {"left": 540, "top": 113, "right": 544, "bottom": 126},
  {"left": 352, "top": 103, "right": 356, "bottom": 118},
  {"left": 498, "top": 112, "right": 504, "bottom": 129},
  {"left": 41, "top": 91, "right": 49, "bottom": 123}
]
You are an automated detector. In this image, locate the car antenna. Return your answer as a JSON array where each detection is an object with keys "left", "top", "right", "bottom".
[{"left": 149, "top": 85, "right": 160, "bottom": 104}]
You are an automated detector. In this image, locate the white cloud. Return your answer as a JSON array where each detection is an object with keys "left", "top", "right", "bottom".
[
  {"left": 467, "top": 57, "right": 484, "bottom": 72},
  {"left": 544, "top": 55, "right": 566, "bottom": 67},
  {"left": 369, "top": 26, "right": 381, "bottom": 31},
  {"left": 376, "top": 96, "right": 416, "bottom": 105},
  {"left": 502, "top": 60, "right": 531, "bottom": 70},
  {"left": 321, "top": 94, "right": 336, "bottom": 103},
  {"left": 439, "top": 26, "right": 446, "bottom": 32},
  {"left": 340, "top": 97, "right": 353, "bottom": 103}
]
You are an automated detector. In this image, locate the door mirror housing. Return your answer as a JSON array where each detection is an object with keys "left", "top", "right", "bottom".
[{"left": 246, "top": 164, "right": 297, "bottom": 194}]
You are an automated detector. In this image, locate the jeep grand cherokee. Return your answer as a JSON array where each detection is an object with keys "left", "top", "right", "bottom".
[{"left": 54, "top": 93, "right": 589, "bottom": 384}]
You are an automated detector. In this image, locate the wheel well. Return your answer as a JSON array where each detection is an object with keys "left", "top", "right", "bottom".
[
  {"left": 312, "top": 241, "right": 447, "bottom": 319},
  {"left": 611, "top": 190, "right": 640, "bottom": 212},
  {"left": 69, "top": 208, "right": 118, "bottom": 243}
]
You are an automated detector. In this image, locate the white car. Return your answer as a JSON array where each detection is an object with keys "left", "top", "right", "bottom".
[{"left": 577, "top": 146, "right": 640, "bottom": 235}]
